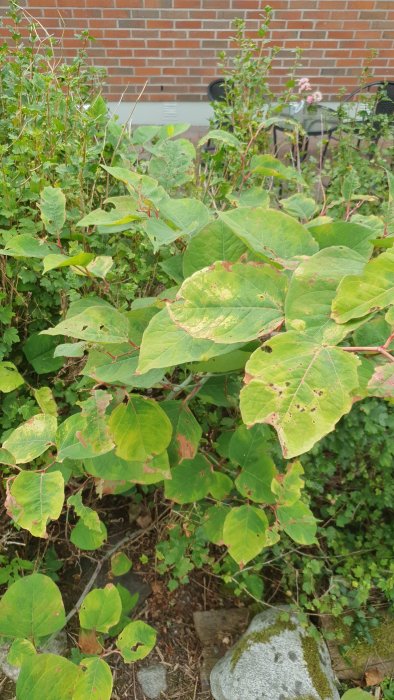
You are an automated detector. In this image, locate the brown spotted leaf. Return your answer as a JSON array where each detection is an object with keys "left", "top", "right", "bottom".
[{"left": 161, "top": 400, "right": 202, "bottom": 465}]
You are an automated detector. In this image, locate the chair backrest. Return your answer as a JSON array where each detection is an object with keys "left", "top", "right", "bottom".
[
  {"left": 208, "top": 78, "right": 226, "bottom": 102},
  {"left": 375, "top": 81, "right": 394, "bottom": 116}
]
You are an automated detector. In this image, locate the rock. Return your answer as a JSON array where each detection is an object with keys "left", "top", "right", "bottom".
[
  {"left": 137, "top": 664, "right": 167, "bottom": 699},
  {"left": 0, "top": 630, "right": 68, "bottom": 682},
  {"left": 210, "top": 607, "right": 340, "bottom": 700}
]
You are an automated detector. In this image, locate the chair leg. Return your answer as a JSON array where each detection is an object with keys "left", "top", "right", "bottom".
[{"left": 273, "top": 126, "right": 278, "bottom": 156}]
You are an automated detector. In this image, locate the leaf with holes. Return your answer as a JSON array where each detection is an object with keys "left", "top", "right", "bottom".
[
  {"left": 332, "top": 249, "right": 394, "bottom": 323},
  {"left": 73, "top": 657, "right": 113, "bottom": 700},
  {"left": 169, "top": 262, "right": 286, "bottom": 344},
  {"left": 0, "top": 574, "right": 65, "bottom": 643},
  {"left": 161, "top": 400, "right": 202, "bottom": 465},
  {"left": 117, "top": 620, "right": 156, "bottom": 662},
  {"left": 42, "top": 305, "right": 129, "bottom": 344},
  {"left": 240, "top": 332, "right": 360, "bottom": 458},
  {"left": 3, "top": 414, "right": 57, "bottom": 464},
  {"left": 285, "top": 246, "right": 366, "bottom": 342},
  {"left": 7, "top": 471, "right": 64, "bottom": 538},
  {"left": 108, "top": 395, "right": 172, "bottom": 462},
  {"left": 223, "top": 505, "right": 268, "bottom": 565},
  {"left": 79, "top": 585, "right": 122, "bottom": 633}
]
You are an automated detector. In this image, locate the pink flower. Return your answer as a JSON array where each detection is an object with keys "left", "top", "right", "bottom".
[
  {"left": 297, "top": 77, "right": 312, "bottom": 93},
  {"left": 313, "top": 90, "right": 323, "bottom": 102},
  {"left": 306, "top": 94, "right": 314, "bottom": 104}
]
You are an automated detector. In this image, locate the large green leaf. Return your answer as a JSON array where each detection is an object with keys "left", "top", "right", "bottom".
[
  {"left": 0, "top": 234, "right": 55, "bottom": 258},
  {"left": 23, "top": 333, "right": 63, "bottom": 374},
  {"left": 240, "top": 332, "right": 360, "bottom": 458},
  {"left": 42, "top": 306, "right": 129, "bottom": 344},
  {"left": 82, "top": 346, "right": 163, "bottom": 389},
  {"left": 221, "top": 208, "right": 318, "bottom": 262},
  {"left": 285, "top": 246, "right": 366, "bottom": 342},
  {"left": 169, "top": 261, "right": 285, "bottom": 344},
  {"left": 230, "top": 425, "right": 277, "bottom": 504},
  {"left": 0, "top": 574, "right": 66, "bottom": 643},
  {"left": 164, "top": 454, "right": 213, "bottom": 503},
  {"left": 137, "top": 307, "right": 241, "bottom": 373},
  {"left": 56, "top": 391, "right": 114, "bottom": 462},
  {"left": 3, "top": 413, "right": 57, "bottom": 463},
  {"left": 148, "top": 138, "right": 195, "bottom": 189},
  {"left": 42, "top": 252, "right": 94, "bottom": 274},
  {"left": 308, "top": 220, "right": 374, "bottom": 260},
  {"left": 84, "top": 450, "right": 171, "bottom": 484},
  {"left": 183, "top": 220, "right": 247, "bottom": 277},
  {"left": 38, "top": 186, "right": 66, "bottom": 236},
  {"left": 16, "top": 654, "right": 81, "bottom": 700},
  {"left": 7, "top": 471, "right": 64, "bottom": 537},
  {"left": 277, "top": 501, "right": 317, "bottom": 544},
  {"left": 332, "top": 249, "right": 394, "bottom": 323},
  {"left": 108, "top": 395, "right": 172, "bottom": 462},
  {"left": 117, "top": 620, "right": 156, "bottom": 662},
  {"left": 73, "top": 658, "right": 113, "bottom": 700},
  {"left": 222, "top": 505, "right": 268, "bottom": 566},
  {"left": 79, "top": 585, "right": 122, "bottom": 633},
  {"left": 0, "top": 361, "right": 24, "bottom": 393},
  {"left": 161, "top": 400, "right": 202, "bottom": 465}
]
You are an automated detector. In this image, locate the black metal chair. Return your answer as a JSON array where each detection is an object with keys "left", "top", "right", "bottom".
[
  {"left": 339, "top": 80, "right": 394, "bottom": 148},
  {"left": 208, "top": 78, "right": 226, "bottom": 103}
]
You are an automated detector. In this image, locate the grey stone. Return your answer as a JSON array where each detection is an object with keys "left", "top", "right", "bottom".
[
  {"left": 137, "top": 664, "right": 167, "bottom": 699},
  {"left": 210, "top": 607, "right": 340, "bottom": 700},
  {"left": 0, "top": 630, "right": 68, "bottom": 682}
]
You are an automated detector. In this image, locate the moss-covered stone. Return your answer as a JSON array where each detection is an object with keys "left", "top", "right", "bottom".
[
  {"left": 230, "top": 618, "right": 297, "bottom": 670},
  {"left": 301, "top": 634, "right": 332, "bottom": 699}
]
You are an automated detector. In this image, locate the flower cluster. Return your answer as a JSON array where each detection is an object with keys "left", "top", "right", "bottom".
[{"left": 297, "top": 77, "right": 323, "bottom": 104}]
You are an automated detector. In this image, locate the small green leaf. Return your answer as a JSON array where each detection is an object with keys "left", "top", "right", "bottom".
[
  {"left": 223, "top": 505, "right": 268, "bottom": 565},
  {"left": 33, "top": 387, "right": 57, "bottom": 416},
  {"left": 277, "top": 501, "right": 317, "bottom": 544},
  {"left": 161, "top": 400, "right": 202, "bottom": 465},
  {"left": 3, "top": 414, "right": 57, "bottom": 463},
  {"left": 0, "top": 362, "right": 24, "bottom": 393},
  {"left": 200, "top": 505, "right": 229, "bottom": 545},
  {"left": 108, "top": 395, "right": 172, "bottom": 462},
  {"left": 198, "top": 129, "right": 242, "bottom": 150},
  {"left": 111, "top": 552, "right": 132, "bottom": 577},
  {"left": 79, "top": 585, "right": 122, "bottom": 633},
  {"left": 53, "top": 342, "right": 86, "bottom": 358},
  {"left": 230, "top": 425, "right": 277, "bottom": 504},
  {"left": 341, "top": 689, "right": 372, "bottom": 699},
  {"left": 70, "top": 519, "right": 107, "bottom": 551},
  {"left": 117, "top": 620, "right": 156, "bottom": 662},
  {"left": 271, "top": 461, "right": 305, "bottom": 506},
  {"left": 7, "top": 638, "right": 36, "bottom": 668},
  {"left": 250, "top": 154, "right": 305, "bottom": 184},
  {"left": 68, "top": 491, "right": 102, "bottom": 533},
  {"left": 280, "top": 194, "right": 318, "bottom": 221},
  {"left": 0, "top": 574, "right": 66, "bottom": 643},
  {"left": 164, "top": 454, "right": 213, "bottom": 503},
  {"left": 39, "top": 186, "right": 66, "bottom": 236},
  {"left": 7, "top": 471, "right": 64, "bottom": 538},
  {"left": 23, "top": 333, "right": 63, "bottom": 374},
  {"left": 74, "top": 658, "right": 113, "bottom": 700}
]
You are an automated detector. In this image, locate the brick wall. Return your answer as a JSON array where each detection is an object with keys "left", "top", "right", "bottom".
[{"left": 0, "top": 0, "right": 393, "bottom": 102}]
